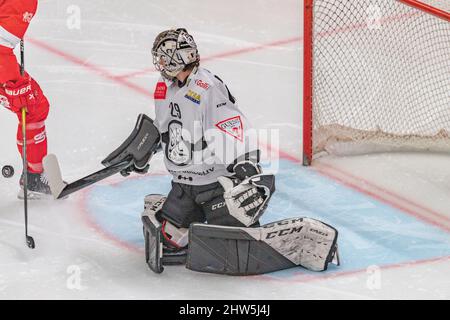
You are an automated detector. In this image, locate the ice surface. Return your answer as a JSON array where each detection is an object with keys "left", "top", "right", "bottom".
[{"left": 0, "top": 0, "right": 449, "bottom": 299}]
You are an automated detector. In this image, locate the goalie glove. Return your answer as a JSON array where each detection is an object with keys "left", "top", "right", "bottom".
[{"left": 217, "top": 173, "right": 275, "bottom": 227}]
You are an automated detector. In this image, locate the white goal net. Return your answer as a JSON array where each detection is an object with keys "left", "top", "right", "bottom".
[{"left": 304, "top": 0, "right": 450, "bottom": 162}]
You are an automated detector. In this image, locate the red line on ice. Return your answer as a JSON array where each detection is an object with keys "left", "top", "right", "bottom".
[
  {"left": 77, "top": 187, "right": 143, "bottom": 254},
  {"left": 26, "top": 37, "right": 153, "bottom": 98},
  {"left": 114, "top": 36, "right": 302, "bottom": 80},
  {"left": 76, "top": 171, "right": 170, "bottom": 254},
  {"left": 259, "top": 142, "right": 450, "bottom": 234},
  {"left": 315, "top": 163, "right": 450, "bottom": 232},
  {"left": 27, "top": 36, "right": 300, "bottom": 95},
  {"left": 257, "top": 255, "right": 450, "bottom": 284}
]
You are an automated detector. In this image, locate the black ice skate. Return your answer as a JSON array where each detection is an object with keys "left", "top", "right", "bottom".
[{"left": 18, "top": 171, "right": 52, "bottom": 200}]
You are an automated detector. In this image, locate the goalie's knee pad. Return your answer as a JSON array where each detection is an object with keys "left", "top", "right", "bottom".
[
  {"left": 186, "top": 217, "right": 339, "bottom": 275},
  {"left": 142, "top": 194, "right": 188, "bottom": 273}
]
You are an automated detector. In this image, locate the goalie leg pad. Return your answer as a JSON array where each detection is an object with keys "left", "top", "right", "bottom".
[
  {"left": 142, "top": 211, "right": 164, "bottom": 274},
  {"left": 142, "top": 194, "right": 166, "bottom": 273},
  {"left": 186, "top": 217, "right": 339, "bottom": 275},
  {"left": 142, "top": 194, "right": 188, "bottom": 273}
]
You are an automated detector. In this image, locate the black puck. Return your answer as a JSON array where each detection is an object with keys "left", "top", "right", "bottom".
[{"left": 2, "top": 165, "right": 14, "bottom": 178}]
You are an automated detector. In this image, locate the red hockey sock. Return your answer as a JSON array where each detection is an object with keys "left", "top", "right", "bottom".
[{"left": 17, "top": 121, "right": 47, "bottom": 174}]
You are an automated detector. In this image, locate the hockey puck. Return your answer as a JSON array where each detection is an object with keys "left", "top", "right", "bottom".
[{"left": 2, "top": 165, "right": 14, "bottom": 178}]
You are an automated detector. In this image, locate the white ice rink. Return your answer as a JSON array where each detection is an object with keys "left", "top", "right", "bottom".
[{"left": 0, "top": 0, "right": 449, "bottom": 299}]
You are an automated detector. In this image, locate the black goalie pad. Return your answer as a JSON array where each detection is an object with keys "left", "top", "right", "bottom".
[
  {"left": 142, "top": 194, "right": 188, "bottom": 274},
  {"left": 142, "top": 214, "right": 164, "bottom": 274},
  {"left": 142, "top": 215, "right": 188, "bottom": 273},
  {"left": 186, "top": 217, "right": 339, "bottom": 276},
  {"left": 102, "top": 114, "right": 161, "bottom": 169},
  {"left": 186, "top": 224, "right": 295, "bottom": 276}
]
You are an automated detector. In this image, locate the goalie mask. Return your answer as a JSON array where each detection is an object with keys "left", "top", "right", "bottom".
[{"left": 152, "top": 28, "right": 200, "bottom": 81}]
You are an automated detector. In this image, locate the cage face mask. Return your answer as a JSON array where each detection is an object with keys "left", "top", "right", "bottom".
[{"left": 152, "top": 28, "right": 199, "bottom": 81}]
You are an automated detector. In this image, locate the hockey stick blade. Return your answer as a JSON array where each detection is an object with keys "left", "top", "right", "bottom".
[
  {"left": 26, "top": 235, "right": 35, "bottom": 249},
  {"left": 43, "top": 154, "right": 68, "bottom": 200},
  {"left": 44, "top": 154, "right": 131, "bottom": 200}
]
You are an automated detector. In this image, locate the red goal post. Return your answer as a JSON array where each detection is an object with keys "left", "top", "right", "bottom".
[
  {"left": 399, "top": 0, "right": 450, "bottom": 22},
  {"left": 303, "top": 0, "right": 450, "bottom": 166}
]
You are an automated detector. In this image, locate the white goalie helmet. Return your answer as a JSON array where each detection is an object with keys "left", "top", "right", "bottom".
[{"left": 152, "top": 28, "right": 200, "bottom": 81}]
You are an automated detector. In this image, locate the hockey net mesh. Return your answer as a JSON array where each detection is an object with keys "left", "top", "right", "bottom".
[{"left": 310, "top": 0, "right": 450, "bottom": 158}]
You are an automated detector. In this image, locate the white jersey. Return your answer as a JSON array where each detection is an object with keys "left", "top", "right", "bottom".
[{"left": 153, "top": 67, "right": 258, "bottom": 186}]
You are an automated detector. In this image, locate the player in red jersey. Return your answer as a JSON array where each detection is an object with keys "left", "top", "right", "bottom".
[{"left": 0, "top": 0, "right": 51, "bottom": 198}]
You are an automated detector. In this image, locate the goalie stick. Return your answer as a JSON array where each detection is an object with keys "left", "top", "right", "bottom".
[
  {"left": 43, "top": 114, "right": 161, "bottom": 199},
  {"left": 43, "top": 154, "right": 130, "bottom": 199}
]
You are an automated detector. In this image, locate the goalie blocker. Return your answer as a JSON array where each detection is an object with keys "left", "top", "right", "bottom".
[{"left": 142, "top": 196, "right": 339, "bottom": 275}]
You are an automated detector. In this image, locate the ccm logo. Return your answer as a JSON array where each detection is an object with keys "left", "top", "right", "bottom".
[
  {"left": 212, "top": 202, "right": 226, "bottom": 211},
  {"left": 265, "top": 226, "right": 303, "bottom": 239},
  {"left": 263, "top": 218, "right": 303, "bottom": 229},
  {"left": 5, "top": 85, "right": 32, "bottom": 96}
]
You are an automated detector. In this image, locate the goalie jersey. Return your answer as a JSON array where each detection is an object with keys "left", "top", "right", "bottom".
[{"left": 153, "top": 67, "right": 259, "bottom": 186}]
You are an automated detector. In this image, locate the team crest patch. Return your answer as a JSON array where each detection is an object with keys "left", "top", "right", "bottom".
[
  {"left": 184, "top": 90, "right": 201, "bottom": 105},
  {"left": 215, "top": 116, "right": 243, "bottom": 142},
  {"left": 154, "top": 82, "right": 167, "bottom": 100}
]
